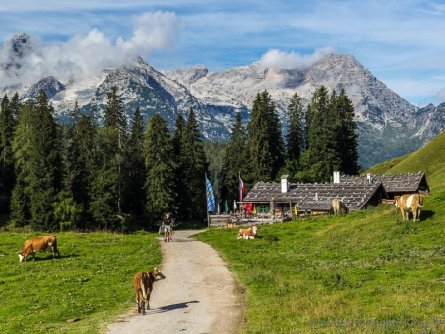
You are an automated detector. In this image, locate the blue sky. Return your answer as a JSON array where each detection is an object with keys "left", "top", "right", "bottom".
[{"left": 1, "top": 0, "right": 445, "bottom": 106}]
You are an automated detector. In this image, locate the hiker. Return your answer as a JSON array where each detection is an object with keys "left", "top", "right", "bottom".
[{"left": 161, "top": 212, "right": 174, "bottom": 242}]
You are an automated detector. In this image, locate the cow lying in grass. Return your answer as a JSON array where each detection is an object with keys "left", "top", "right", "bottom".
[
  {"left": 133, "top": 267, "right": 166, "bottom": 315},
  {"left": 17, "top": 235, "right": 60, "bottom": 262},
  {"left": 237, "top": 226, "right": 257, "bottom": 239},
  {"left": 394, "top": 193, "right": 423, "bottom": 222}
]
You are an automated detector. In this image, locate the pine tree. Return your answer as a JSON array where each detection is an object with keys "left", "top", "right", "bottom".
[
  {"left": 286, "top": 92, "right": 304, "bottom": 161},
  {"left": 90, "top": 86, "right": 127, "bottom": 229},
  {"left": 10, "top": 102, "right": 33, "bottom": 226},
  {"left": 220, "top": 112, "right": 247, "bottom": 204},
  {"left": 181, "top": 108, "right": 207, "bottom": 222},
  {"left": 0, "top": 95, "right": 17, "bottom": 211},
  {"left": 29, "top": 91, "right": 61, "bottom": 230},
  {"left": 64, "top": 104, "right": 98, "bottom": 229},
  {"left": 172, "top": 113, "right": 187, "bottom": 221},
  {"left": 144, "top": 114, "right": 176, "bottom": 222},
  {"left": 125, "top": 107, "right": 146, "bottom": 218},
  {"left": 247, "top": 90, "right": 284, "bottom": 183},
  {"left": 334, "top": 89, "right": 359, "bottom": 174},
  {"left": 305, "top": 86, "right": 339, "bottom": 181}
]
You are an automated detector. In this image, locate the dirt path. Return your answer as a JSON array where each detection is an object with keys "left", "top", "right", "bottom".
[{"left": 107, "top": 230, "right": 243, "bottom": 334}]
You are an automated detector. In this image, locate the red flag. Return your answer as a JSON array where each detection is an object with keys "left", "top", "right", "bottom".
[{"left": 239, "top": 176, "right": 245, "bottom": 202}]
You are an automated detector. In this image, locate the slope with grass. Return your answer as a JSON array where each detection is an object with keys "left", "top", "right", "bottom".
[
  {"left": 0, "top": 232, "right": 160, "bottom": 333},
  {"left": 197, "top": 132, "right": 445, "bottom": 333}
]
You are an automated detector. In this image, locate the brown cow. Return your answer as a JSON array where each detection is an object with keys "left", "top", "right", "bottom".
[
  {"left": 133, "top": 267, "right": 165, "bottom": 315},
  {"left": 17, "top": 235, "right": 60, "bottom": 262},
  {"left": 237, "top": 226, "right": 257, "bottom": 239},
  {"left": 394, "top": 194, "right": 423, "bottom": 222}
]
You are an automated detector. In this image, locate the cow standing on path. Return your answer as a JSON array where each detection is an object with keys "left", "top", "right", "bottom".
[
  {"left": 133, "top": 267, "right": 166, "bottom": 315},
  {"left": 394, "top": 193, "right": 423, "bottom": 222},
  {"left": 17, "top": 235, "right": 60, "bottom": 262}
]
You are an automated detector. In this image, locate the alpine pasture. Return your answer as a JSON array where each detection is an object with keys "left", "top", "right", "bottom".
[
  {"left": 197, "top": 131, "right": 445, "bottom": 333},
  {"left": 0, "top": 232, "right": 160, "bottom": 333}
]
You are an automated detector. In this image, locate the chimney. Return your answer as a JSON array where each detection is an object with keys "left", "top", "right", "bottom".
[
  {"left": 366, "top": 173, "right": 372, "bottom": 183},
  {"left": 315, "top": 192, "right": 318, "bottom": 201},
  {"left": 333, "top": 171, "right": 340, "bottom": 184},
  {"left": 281, "top": 175, "right": 289, "bottom": 193}
]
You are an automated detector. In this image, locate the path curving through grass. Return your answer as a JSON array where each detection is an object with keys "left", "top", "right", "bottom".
[{"left": 107, "top": 230, "right": 243, "bottom": 334}]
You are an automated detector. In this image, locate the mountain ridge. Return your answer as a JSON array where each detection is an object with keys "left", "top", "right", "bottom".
[{"left": 1, "top": 33, "right": 444, "bottom": 167}]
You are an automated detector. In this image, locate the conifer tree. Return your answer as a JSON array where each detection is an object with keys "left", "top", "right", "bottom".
[
  {"left": 247, "top": 90, "right": 284, "bottom": 183},
  {"left": 220, "top": 112, "right": 247, "bottom": 204},
  {"left": 0, "top": 95, "right": 17, "bottom": 211},
  {"left": 334, "top": 89, "right": 359, "bottom": 174},
  {"left": 10, "top": 103, "right": 33, "bottom": 226},
  {"left": 90, "top": 86, "right": 127, "bottom": 229},
  {"left": 286, "top": 92, "right": 304, "bottom": 161},
  {"left": 64, "top": 104, "right": 98, "bottom": 229},
  {"left": 125, "top": 107, "right": 146, "bottom": 217},
  {"left": 25, "top": 91, "right": 61, "bottom": 230},
  {"left": 144, "top": 114, "right": 176, "bottom": 221},
  {"left": 172, "top": 113, "right": 187, "bottom": 220},
  {"left": 181, "top": 108, "right": 207, "bottom": 222},
  {"left": 305, "top": 86, "right": 339, "bottom": 181}
]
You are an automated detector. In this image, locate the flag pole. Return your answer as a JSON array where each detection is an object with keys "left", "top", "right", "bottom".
[{"left": 205, "top": 173, "right": 210, "bottom": 228}]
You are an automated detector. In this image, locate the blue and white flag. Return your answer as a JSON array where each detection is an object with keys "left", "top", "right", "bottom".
[{"left": 206, "top": 175, "right": 216, "bottom": 212}]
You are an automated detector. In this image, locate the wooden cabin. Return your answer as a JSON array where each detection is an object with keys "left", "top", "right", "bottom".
[{"left": 242, "top": 175, "right": 387, "bottom": 218}]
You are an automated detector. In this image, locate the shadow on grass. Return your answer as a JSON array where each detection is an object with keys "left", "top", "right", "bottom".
[
  {"left": 149, "top": 300, "right": 199, "bottom": 314},
  {"left": 420, "top": 210, "right": 435, "bottom": 220},
  {"left": 27, "top": 253, "right": 80, "bottom": 261}
]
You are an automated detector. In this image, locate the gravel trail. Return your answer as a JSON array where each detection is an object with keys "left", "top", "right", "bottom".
[{"left": 107, "top": 230, "right": 243, "bottom": 334}]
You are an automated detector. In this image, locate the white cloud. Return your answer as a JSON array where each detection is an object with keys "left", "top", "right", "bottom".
[
  {"left": 0, "top": 11, "right": 180, "bottom": 90},
  {"left": 117, "top": 12, "right": 180, "bottom": 53},
  {"left": 436, "top": 87, "right": 445, "bottom": 101},
  {"left": 258, "top": 47, "right": 335, "bottom": 70}
]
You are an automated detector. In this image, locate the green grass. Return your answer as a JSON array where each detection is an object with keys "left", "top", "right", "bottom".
[
  {"left": 0, "top": 231, "right": 161, "bottom": 333},
  {"left": 196, "top": 132, "right": 445, "bottom": 333}
]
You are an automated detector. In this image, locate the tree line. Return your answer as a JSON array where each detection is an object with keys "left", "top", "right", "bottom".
[
  {"left": 0, "top": 87, "right": 208, "bottom": 231},
  {"left": 220, "top": 86, "right": 359, "bottom": 206},
  {"left": 0, "top": 85, "right": 358, "bottom": 229}
]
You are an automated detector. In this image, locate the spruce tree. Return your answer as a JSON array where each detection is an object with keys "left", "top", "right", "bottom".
[
  {"left": 181, "top": 108, "right": 207, "bottom": 222},
  {"left": 0, "top": 95, "right": 17, "bottom": 211},
  {"left": 144, "top": 114, "right": 176, "bottom": 222},
  {"left": 10, "top": 103, "right": 33, "bottom": 226},
  {"left": 335, "top": 89, "right": 359, "bottom": 174},
  {"left": 286, "top": 92, "right": 304, "bottom": 161},
  {"left": 125, "top": 107, "right": 146, "bottom": 218},
  {"left": 247, "top": 90, "right": 284, "bottom": 183},
  {"left": 172, "top": 113, "right": 187, "bottom": 221},
  {"left": 90, "top": 86, "right": 127, "bottom": 229},
  {"left": 65, "top": 105, "right": 98, "bottom": 229},
  {"left": 220, "top": 112, "right": 247, "bottom": 204},
  {"left": 305, "top": 86, "right": 339, "bottom": 181},
  {"left": 27, "top": 91, "right": 61, "bottom": 230}
]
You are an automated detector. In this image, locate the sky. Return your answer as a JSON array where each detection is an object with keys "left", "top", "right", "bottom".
[{"left": 1, "top": 0, "right": 445, "bottom": 106}]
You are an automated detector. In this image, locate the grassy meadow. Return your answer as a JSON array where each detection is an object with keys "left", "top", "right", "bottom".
[
  {"left": 196, "top": 132, "right": 445, "bottom": 333},
  {"left": 0, "top": 231, "right": 161, "bottom": 333}
]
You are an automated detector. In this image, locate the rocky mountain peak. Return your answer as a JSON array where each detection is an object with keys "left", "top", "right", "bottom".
[{"left": 1, "top": 33, "right": 34, "bottom": 71}]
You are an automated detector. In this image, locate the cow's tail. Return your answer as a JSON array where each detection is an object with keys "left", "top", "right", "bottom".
[
  {"left": 141, "top": 275, "right": 147, "bottom": 300},
  {"left": 53, "top": 236, "right": 60, "bottom": 257},
  {"left": 418, "top": 194, "right": 424, "bottom": 207}
]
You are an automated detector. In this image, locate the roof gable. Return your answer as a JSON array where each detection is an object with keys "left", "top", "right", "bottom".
[{"left": 340, "top": 171, "right": 429, "bottom": 193}]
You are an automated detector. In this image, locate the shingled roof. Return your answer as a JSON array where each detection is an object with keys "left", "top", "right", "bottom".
[
  {"left": 339, "top": 171, "right": 430, "bottom": 194},
  {"left": 243, "top": 181, "right": 386, "bottom": 211}
]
